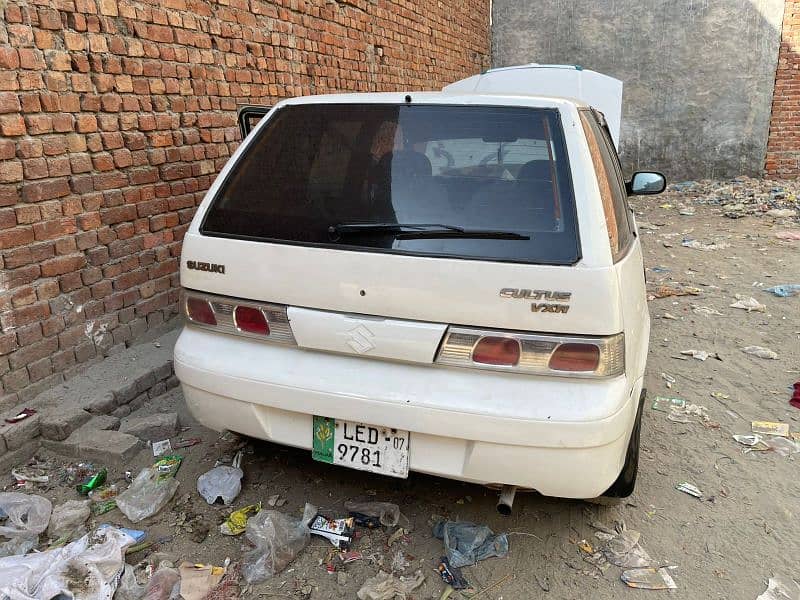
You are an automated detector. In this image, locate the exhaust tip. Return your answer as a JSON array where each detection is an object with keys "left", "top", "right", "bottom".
[{"left": 496, "top": 485, "right": 517, "bottom": 516}]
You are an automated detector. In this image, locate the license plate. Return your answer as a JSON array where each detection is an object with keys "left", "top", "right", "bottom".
[{"left": 312, "top": 416, "right": 410, "bottom": 478}]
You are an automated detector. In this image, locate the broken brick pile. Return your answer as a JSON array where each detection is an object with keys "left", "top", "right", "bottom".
[{"left": 0, "top": 0, "right": 490, "bottom": 408}]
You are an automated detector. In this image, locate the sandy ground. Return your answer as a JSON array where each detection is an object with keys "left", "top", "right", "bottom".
[{"left": 5, "top": 181, "right": 800, "bottom": 599}]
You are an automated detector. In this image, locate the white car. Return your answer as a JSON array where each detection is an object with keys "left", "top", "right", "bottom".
[{"left": 174, "top": 65, "right": 666, "bottom": 511}]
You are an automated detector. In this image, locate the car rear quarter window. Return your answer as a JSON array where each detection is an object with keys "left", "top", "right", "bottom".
[{"left": 201, "top": 103, "right": 581, "bottom": 265}]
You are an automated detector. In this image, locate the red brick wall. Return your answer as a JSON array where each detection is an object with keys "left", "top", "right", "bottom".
[
  {"left": 767, "top": 0, "right": 799, "bottom": 176},
  {"left": 0, "top": 0, "right": 490, "bottom": 408}
]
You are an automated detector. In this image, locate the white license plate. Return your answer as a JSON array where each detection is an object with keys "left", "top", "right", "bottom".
[{"left": 312, "top": 416, "right": 410, "bottom": 478}]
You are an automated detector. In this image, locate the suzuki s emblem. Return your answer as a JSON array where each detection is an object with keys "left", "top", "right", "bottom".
[{"left": 346, "top": 325, "right": 375, "bottom": 354}]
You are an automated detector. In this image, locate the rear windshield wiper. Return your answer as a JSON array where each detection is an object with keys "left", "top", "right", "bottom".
[{"left": 328, "top": 222, "right": 530, "bottom": 241}]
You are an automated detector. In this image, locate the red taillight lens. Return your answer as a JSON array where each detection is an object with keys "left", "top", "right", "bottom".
[
  {"left": 234, "top": 305, "right": 270, "bottom": 335},
  {"left": 548, "top": 343, "right": 600, "bottom": 372},
  {"left": 186, "top": 297, "right": 216, "bottom": 325},
  {"left": 472, "top": 336, "right": 521, "bottom": 366}
]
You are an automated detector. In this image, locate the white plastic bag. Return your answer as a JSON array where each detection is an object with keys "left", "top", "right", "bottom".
[
  {"left": 242, "top": 504, "right": 316, "bottom": 583},
  {"left": 116, "top": 467, "right": 180, "bottom": 523},
  {"left": 0, "top": 526, "right": 134, "bottom": 600},
  {"left": 48, "top": 499, "right": 91, "bottom": 538},
  {"left": 0, "top": 492, "right": 51, "bottom": 539}
]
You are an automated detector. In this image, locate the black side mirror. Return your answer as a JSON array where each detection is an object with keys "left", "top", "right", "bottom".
[{"left": 627, "top": 171, "right": 666, "bottom": 195}]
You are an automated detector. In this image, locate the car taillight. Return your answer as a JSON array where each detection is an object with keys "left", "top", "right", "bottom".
[
  {"left": 472, "top": 336, "right": 520, "bottom": 366},
  {"left": 186, "top": 297, "right": 216, "bottom": 325},
  {"left": 436, "top": 326, "right": 624, "bottom": 378},
  {"left": 548, "top": 343, "right": 600, "bottom": 372},
  {"left": 182, "top": 290, "right": 296, "bottom": 345},
  {"left": 234, "top": 306, "right": 270, "bottom": 336}
]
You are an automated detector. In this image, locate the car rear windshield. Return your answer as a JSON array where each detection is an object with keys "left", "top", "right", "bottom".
[{"left": 201, "top": 103, "right": 580, "bottom": 264}]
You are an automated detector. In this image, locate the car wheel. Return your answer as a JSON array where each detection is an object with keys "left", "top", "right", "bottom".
[{"left": 586, "top": 388, "right": 645, "bottom": 504}]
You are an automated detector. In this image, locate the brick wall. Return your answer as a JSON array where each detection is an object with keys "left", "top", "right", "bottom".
[
  {"left": 767, "top": 0, "right": 798, "bottom": 177},
  {"left": 0, "top": 0, "right": 490, "bottom": 408}
]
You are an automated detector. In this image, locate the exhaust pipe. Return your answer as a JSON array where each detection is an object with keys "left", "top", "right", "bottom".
[{"left": 496, "top": 485, "right": 517, "bottom": 516}]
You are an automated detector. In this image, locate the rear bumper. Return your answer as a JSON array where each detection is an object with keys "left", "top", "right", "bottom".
[{"left": 175, "top": 327, "right": 642, "bottom": 498}]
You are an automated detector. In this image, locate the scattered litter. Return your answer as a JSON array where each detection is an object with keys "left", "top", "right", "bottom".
[
  {"left": 308, "top": 513, "right": 355, "bottom": 549},
  {"left": 173, "top": 437, "right": 202, "bottom": 449},
  {"left": 764, "top": 436, "right": 800, "bottom": 456},
  {"left": 97, "top": 523, "right": 146, "bottom": 543},
  {"left": 116, "top": 459, "right": 182, "bottom": 523},
  {"left": 197, "top": 450, "right": 243, "bottom": 505},
  {"left": 387, "top": 527, "right": 406, "bottom": 547},
  {"left": 592, "top": 520, "right": 652, "bottom": 568},
  {"left": 667, "top": 403, "right": 708, "bottom": 424},
  {"left": 675, "top": 482, "right": 703, "bottom": 498},
  {"left": 765, "top": 284, "right": 800, "bottom": 297},
  {"left": 154, "top": 454, "right": 182, "bottom": 478},
  {"left": 0, "top": 492, "right": 51, "bottom": 539},
  {"left": 76, "top": 467, "right": 107, "bottom": 495},
  {"left": 391, "top": 549, "right": 410, "bottom": 573},
  {"left": 693, "top": 305, "right": 724, "bottom": 316},
  {"left": 680, "top": 349, "right": 710, "bottom": 361},
  {"left": 767, "top": 208, "right": 798, "bottom": 218},
  {"left": 621, "top": 566, "right": 678, "bottom": 590},
  {"left": 242, "top": 503, "right": 316, "bottom": 583},
  {"left": 11, "top": 467, "right": 49, "bottom": 486},
  {"left": 652, "top": 397, "right": 685, "bottom": 413},
  {"left": 756, "top": 575, "right": 800, "bottom": 600},
  {"left": 662, "top": 312, "right": 679, "bottom": 320},
  {"left": 650, "top": 265, "right": 671, "bottom": 273},
  {"left": 357, "top": 570, "right": 425, "bottom": 600},
  {"left": 220, "top": 503, "right": 261, "bottom": 536},
  {"left": 4, "top": 408, "right": 36, "bottom": 424},
  {"left": 142, "top": 565, "right": 180, "bottom": 600},
  {"left": 733, "top": 434, "right": 766, "bottom": 448},
  {"left": 776, "top": 231, "right": 800, "bottom": 241},
  {"left": 791, "top": 382, "right": 800, "bottom": 410},
  {"left": 682, "top": 238, "right": 729, "bottom": 251},
  {"left": 743, "top": 346, "right": 778, "bottom": 360},
  {"left": 345, "top": 500, "right": 405, "bottom": 528},
  {"left": 661, "top": 373, "right": 676, "bottom": 388},
  {"left": 179, "top": 560, "right": 228, "bottom": 600},
  {"left": 88, "top": 484, "right": 119, "bottom": 503},
  {"left": 340, "top": 550, "right": 363, "bottom": 564},
  {"left": 649, "top": 283, "right": 702, "bottom": 298},
  {"left": 752, "top": 421, "right": 790, "bottom": 437},
  {"left": 0, "top": 526, "right": 134, "bottom": 600},
  {"left": 436, "top": 556, "right": 470, "bottom": 590},
  {"left": 730, "top": 295, "right": 766, "bottom": 312},
  {"left": 267, "top": 494, "right": 286, "bottom": 508},
  {"left": 152, "top": 439, "right": 172, "bottom": 457},
  {"left": 48, "top": 499, "right": 91, "bottom": 538},
  {"left": 432, "top": 520, "right": 509, "bottom": 568},
  {"left": 116, "top": 564, "right": 147, "bottom": 600},
  {"left": 679, "top": 207, "right": 695, "bottom": 216}
]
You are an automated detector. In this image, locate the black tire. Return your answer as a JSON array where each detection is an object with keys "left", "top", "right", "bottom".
[{"left": 588, "top": 388, "right": 645, "bottom": 503}]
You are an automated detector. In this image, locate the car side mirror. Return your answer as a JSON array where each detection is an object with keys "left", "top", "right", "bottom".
[{"left": 627, "top": 171, "right": 666, "bottom": 195}]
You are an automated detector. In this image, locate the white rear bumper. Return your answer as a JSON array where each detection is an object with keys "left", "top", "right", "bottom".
[{"left": 175, "top": 327, "right": 641, "bottom": 498}]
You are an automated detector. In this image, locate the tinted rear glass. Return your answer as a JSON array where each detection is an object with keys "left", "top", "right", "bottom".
[{"left": 202, "top": 104, "right": 580, "bottom": 264}]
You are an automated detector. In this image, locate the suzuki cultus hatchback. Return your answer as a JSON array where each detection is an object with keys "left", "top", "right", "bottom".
[{"left": 175, "top": 65, "right": 666, "bottom": 510}]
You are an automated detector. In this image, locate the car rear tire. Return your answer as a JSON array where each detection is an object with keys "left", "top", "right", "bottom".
[{"left": 586, "top": 388, "right": 645, "bottom": 505}]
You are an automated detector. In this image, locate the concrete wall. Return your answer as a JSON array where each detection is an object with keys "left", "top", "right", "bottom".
[{"left": 492, "top": 0, "right": 784, "bottom": 180}]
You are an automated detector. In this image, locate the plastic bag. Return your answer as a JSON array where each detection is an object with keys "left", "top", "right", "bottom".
[
  {"left": 143, "top": 566, "right": 181, "bottom": 600},
  {"left": 0, "top": 492, "right": 51, "bottom": 538},
  {"left": 757, "top": 575, "right": 800, "bottom": 600},
  {"left": 197, "top": 452, "right": 243, "bottom": 506},
  {"left": 115, "top": 564, "right": 147, "bottom": 600},
  {"left": 48, "top": 499, "right": 91, "bottom": 538},
  {"left": 765, "top": 436, "right": 800, "bottom": 456},
  {"left": 593, "top": 520, "right": 652, "bottom": 568},
  {"left": 0, "top": 536, "right": 36, "bottom": 559},
  {"left": 117, "top": 467, "right": 180, "bottom": 523},
  {"left": 357, "top": 570, "right": 425, "bottom": 600},
  {"left": 0, "top": 526, "right": 134, "bottom": 600},
  {"left": 432, "top": 520, "right": 508, "bottom": 568},
  {"left": 344, "top": 500, "right": 407, "bottom": 528},
  {"left": 242, "top": 504, "right": 316, "bottom": 583}
]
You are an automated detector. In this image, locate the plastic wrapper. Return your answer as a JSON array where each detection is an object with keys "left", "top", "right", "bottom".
[
  {"left": 432, "top": 520, "right": 508, "bottom": 568},
  {"left": 197, "top": 461, "right": 242, "bottom": 506},
  {"left": 357, "top": 570, "right": 425, "bottom": 600},
  {"left": 0, "top": 526, "right": 134, "bottom": 600},
  {"left": 143, "top": 567, "right": 181, "bottom": 600},
  {"left": 0, "top": 492, "right": 51, "bottom": 539},
  {"left": 593, "top": 520, "right": 652, "bottom": 568},
  {"left": 117, "top": 467, "right": 180, "bottom": 523},
  {"left": 621, "top": 566, "right": 677, "bottom": 590},
  {"left": 48, "top": 499, "right": 91, "bottom": 538},
  {"left": 242, "top": 503, "right": 316, "bottom": 583},
  {"left": 344, "top": 500, "right": 407, "bottom": 528}
]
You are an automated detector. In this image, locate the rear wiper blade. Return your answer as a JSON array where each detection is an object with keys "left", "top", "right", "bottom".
[{"left": 328, "top": 222, "right": 530, "bottom": 240}]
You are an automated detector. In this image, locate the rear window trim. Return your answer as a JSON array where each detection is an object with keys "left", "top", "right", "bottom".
[{"left": 200, "top": 102, "right": 583, "bottom": 267}]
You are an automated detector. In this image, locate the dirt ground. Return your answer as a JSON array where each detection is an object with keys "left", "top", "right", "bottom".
[{"left": 6, "top": 179, "right": 800, "bottom": 599}]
